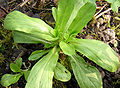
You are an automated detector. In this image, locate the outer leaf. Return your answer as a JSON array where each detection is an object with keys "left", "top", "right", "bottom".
[
  {"left": 52, "top": 7, "right": 57, "bottom": 22},
  {"left": 25, "top": 47, "right": 59, "bottom": 88},
  {"left": 70, "top": 38, "right": 119, "bottom": 72},
  {"left": 28, "top": 50, "right": 49, "bottom": 61},
  {"left": 59, "top": 41, "right": 75, "bottom": 56},
  {"left": 54, "top": 62, "right": 71, "bottom": 82},
  {"left": 10, "top": 63, "right": 21, "bottom": 72},
  {"left": 16, "top": 57, "right": 22, "bottom": 68},
  {"left": 69, "top": 53, "right": 102, "bottom": 88},
  {"left": 1, "top": 74, "right": 22, "bottom": 87},
  {"left": 4, "top": 11, "right": 57, "bottom": 44}
]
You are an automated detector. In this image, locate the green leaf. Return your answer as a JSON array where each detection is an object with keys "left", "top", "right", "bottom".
[
  {"left": 10, "top": 58, "right": 22, "bottom": 72},
  {"left": 54, "top": 62, "right": 71, "bottom": 82},
  {"left": 1, "top": 74, "right": 22, "bottom": 87},
  {"left": 111, "top": 0, "right": 120, "bottom": 13},
  {"left": 59, "top": 41, "right": 75, "bottom": 56},
  {"left": 25, "top": 47, "right": 59, "bottom": 88},
  {"left": 83, "top": 0, "right": 96, "bottom": 3},
  {"left": 55, "top": 0, "right": 96, "bottom": 38},
  {"left": 70, "top": 38, "right": 119, "bottom": 72},
  {"left": 4, "top": 11, "right": 57, "bottom": 44},
  {"left": 67, "top": 2, "right": 96, "bottom": 36},
  {"left": 105, "top": 0, "right": 116, "bottom": 3},
  {"left": 69, "top": 53, "right": 102, "bottom": 88},
  {"left": 10, "top": 63, "right": 21, "bottom": 72},
  {"left": 55, "top": 0, "right": 76, "bottom": 34},
  {"left": 13, "top": 31, "right": 52, "bottom": 44},
  {"left": 28, "top": 50, "right": 49, "bottom": 61},
  {"left": 23, "top": 71, "right": 30, "bottom": 81},
  {"left": 105, "top": 0, "right": 120, "bottom": 13},
  {"left": 52, "top": 7, "right": 57, "bottom": 22},
  {"left": 16, "top": 57, "right": 22, "bottom": 68}
]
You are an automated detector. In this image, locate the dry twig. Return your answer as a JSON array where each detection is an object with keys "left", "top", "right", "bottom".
[
  {"left": 95, "top": 8, "right": 112, "bottom": 19},
  {"left": 94, "top": 3, "right": 107, "bottom": 17},
  {"left": 20, "top": 0, "right": 31, "bottom": 7}
]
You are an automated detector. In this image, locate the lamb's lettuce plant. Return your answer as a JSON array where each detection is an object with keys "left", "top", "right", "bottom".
[
  {"left": 1, "top": 58, "right": 30, "bottom": 87},
  {"left": 2, "top": 0, "right": 119, "bottom": 88}
]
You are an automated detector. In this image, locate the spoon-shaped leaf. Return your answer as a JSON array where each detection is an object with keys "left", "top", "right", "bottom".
[
  {"left": 59, "top": 41, "right": 75, "bottom": 56},
  {"left": 15, "top": 57, "right": 22, "bottom": 68},
  {"left": 69, "top": 53, "right": 102, "bottom": 88},
  {"left": 54, "top": 62, "right": 71, "bottom": 82},
  {"left": 55, "top": 0, "right": 96, "bottom": 38},
  {"left": 67, "top": 2, "right": 96, "bottom": 36},
  {"left": 70, "top": 38, "right": 119, "bottom": 72},
  {"left": 25, "top": 47, "right": 59, "bottom": 88},
  {"left": 52, "top": 7, "right": 57, "bottom": 22},
  {"left": 4, "top": 11, "right": 57, "bottom": 44},
  {"left": 1, "top": 74, "right": 22, "bottom": 87},
  {"left": 55, "top": 0, "right": 76, "bottom": 35},
  {"left": 28, "top": 50, "right": 49, "bottom": 61},
  {"left": 10, "top": 63, "right": 21, "bottom": 72}
]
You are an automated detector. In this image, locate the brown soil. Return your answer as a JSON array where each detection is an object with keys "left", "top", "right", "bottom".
[{"left": 0, "top": 0, "right": 120, "bottom": 88}]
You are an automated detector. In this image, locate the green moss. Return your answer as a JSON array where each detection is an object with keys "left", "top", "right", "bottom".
[
  {"left": 0, "top": 25, "right": 12, "bottom": 63},
  {"left": 0, "top": 53, "right": 5, "bottom": 63},
  {"left": 112, "top": 79, "right": 120, "bottom": 87}
]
